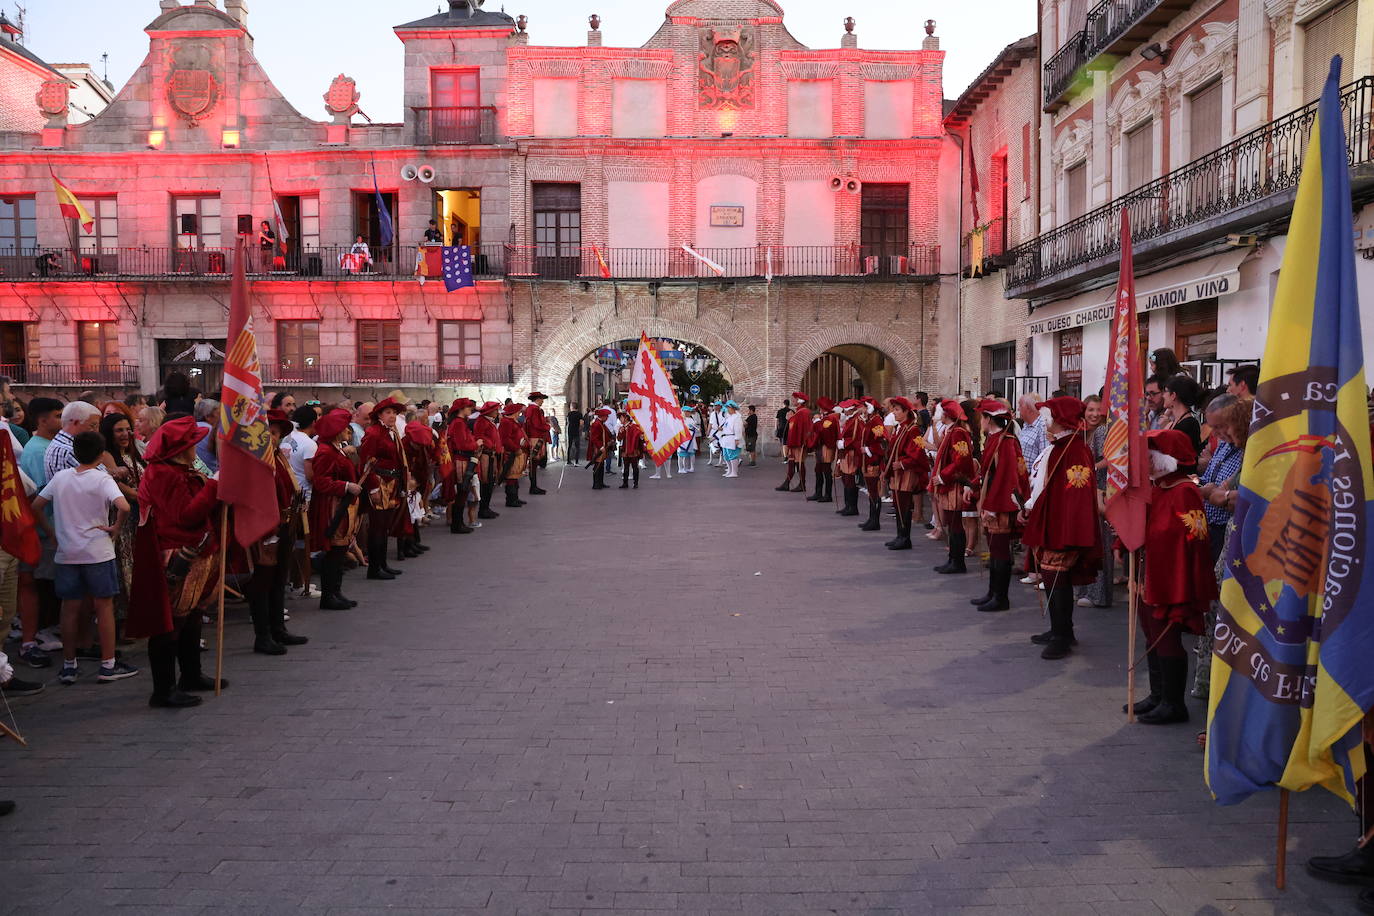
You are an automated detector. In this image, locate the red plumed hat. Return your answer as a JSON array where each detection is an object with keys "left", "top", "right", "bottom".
[{"left": 1036, "top": 396, "right": 1086, "bottom": 429}]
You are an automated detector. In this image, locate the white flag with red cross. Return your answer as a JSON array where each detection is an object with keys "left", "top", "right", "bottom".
[{"left": 626, "top": 331, "right": 690, "bottom": 466}]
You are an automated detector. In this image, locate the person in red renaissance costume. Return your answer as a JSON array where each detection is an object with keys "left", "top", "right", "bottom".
[
  {"left": 618, "top": 411, "right": 646, "bottom": 489},
  {"left": 127, "top": 416, "right": 222, "bottom": 709},
  {"left": 524, "top": 392, "right": 551, "bottom": 496},
  {"left": 807, "top": 397, "right": 840, "bottom": 505},
  {"left": 309, "top": 408, "right": 363, "bottom": 608},
  {"left": 498, "top": 402, "right": 529, "bottom": 508},
  {"left": 967, "top": 398, "right": 1030, "bottom": 612},
  {"left": 880, "top": 397, "right": 930, "bottom": 551},
  {"left": 1129, "top": 429, "right": 1218, "bottom": 725},
  {"left": 1020, "top": 396, "right": 1104, "bottom": 659},
  {"left": 246, "top": 409, "right": 311, "bottom": 656},
  {"left": 444, "top": 398, "right": 478, "bottom": 534},
  {"left": 931, "top": 399, "right": 978, "bottom": 574},
  {"left": 359, "top": 398, "right": 408, "bottom": 581},
  {"left": 776, "top": 391, "right": 813, "bottom": 494},
  {"left": 587, "top": 408, "right": 613, "bottom": 490},
  {"left": 834, "top": 400, "right": 865, "bottom": 518},
  {"left": 401, "top": 418, "right": 435, "bottom": 558},
  {"left": 857, "top": 397, "right": 889, "bottom": 533},
  {"left": 472, "top": 401, "right": 503, "bottom": 520}
]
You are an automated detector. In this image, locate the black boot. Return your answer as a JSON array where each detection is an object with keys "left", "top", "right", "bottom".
[
  {"left": 450, "top": 509, "right": 473, "bottom": 534},
  {"left": 401, "top": 538, "right": 423, "bottom": 558},
  {"left": 885, "top": 507, "right": 912, "bottom": 550},
  {"left": 529, "top": 465, "right": 547, "bottom": 496},
  {"left": 619, "top": 465, "right": 630, "bottom": 489},
  {"left": 1138, "top": 657, "right": 1191, "bottom": 724},
  {"left": 1124, "top": 652, "right": 1163, "bottom": 716},
  {"left": 1040, "top": 586, "right": 1075, "bottom": 659},
  {"left": 1307, "top": 844, "right": 1374, "bottom": 886},
  {"left": 968, "top": 566, "right": 994, "bottom": 606},
  {"left": 249, "top": 568, "right": 285, "bottom": 656},
  {"left": 817, "top": 471, "right": 833, "bottom": 503},
  {"left": 859, "top": 498, "right": 881, "bottom": 531},
  {"left": 790, "top": 470, "right": 807, "bottom": 493},
  {"left": 936, "top": 528, "right": 968, "bottom": 574},
  {"left": 477, "top": 482, "right": 499, "bottom": 519},
  {"left": 839, "top": 484, "right": 860, "bottom": 517},
  {"left": 147, "top": 631, "right": 201, "bottom": 708},
  {"left": 177, "top": 614, "right": 222, "bottom": 692},
  {"left": 323, "top": 550, "right": 356, "bottom": 607},
  {"left": 505, "top": 484, "right": 524, "bottom": 506},
  {"left": 975, "top": 561, "right": 1013, "bottom": 612},
  {"left": 776, "top": 461, "right": 795, "bottom": 492},
  {"left": 806, "top": 472, "right": 823, "bottom": 501}
]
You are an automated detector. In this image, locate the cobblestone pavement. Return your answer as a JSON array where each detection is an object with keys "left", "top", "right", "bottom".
[{"left": 0, "top": 458, "right": 1358, "bottom": 915}]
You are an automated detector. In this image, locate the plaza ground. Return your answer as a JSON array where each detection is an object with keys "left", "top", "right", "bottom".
[{"left": 0, "top": 458, "right": 1356, "bottom": 915}]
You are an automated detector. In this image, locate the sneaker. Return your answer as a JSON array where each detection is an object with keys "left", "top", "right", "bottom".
[
  {"left": 1077, "top": 597, "right": 1093, "bottom": 607},
  {"left": 469, "top": 521, "right": 482, "bottom": 529},
  {"left": 35, "top": 628, "right": 62, "bottom": 652},
  {"left": 294, "top": 584, "right": 322, "bottom": 600},
  {"left": 18, "top": 645, "right": 52, "bottom": 669},
  {"left": 282, "top": 611, "right": 290, "bottom": 623},
  {"left": 1020, "top": 574, "right": 1038, "bottom": 585},
  {"left": 58, "top": 664, "right": 79, "bottom": 686},
  {"left": 97, "top": 660, "right": 140, "bottom": 683},
  {"left": 2, "top": 676, "right": 44, "bottom": 696}
]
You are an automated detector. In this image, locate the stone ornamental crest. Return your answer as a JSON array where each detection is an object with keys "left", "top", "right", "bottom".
[
  {"left": 166, "top": 40, "right": 222, "bottom": 123},
  {"left": 698, "top": 26, "right": 756, "bottom": 110},
  {"left": 323, "top": 74, "right": 360, "bottom": 117},
  {"left": 35, "top": 79, "right": 69, "bottom": 117}
]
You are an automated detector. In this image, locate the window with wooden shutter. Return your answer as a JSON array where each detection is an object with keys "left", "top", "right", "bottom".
[
  {"left": 1188, "top": 80, "right": 1224, "bottom": 159},
  {"left": 78, "top": 321, "right": 119, "bottom": 371},
  {"left": 1126, "top": 120, "right": 1154, "bottom": 191},
  {"left": 1065, "top": 162, "right": 1088, "bottom": 219},
  {"left": 357, "top": 320, "right": 400, "bottom": 373},
  {"left": 277, "top": 320, "right": 320, "bottom": 379},
  {"left": 1302, "top": 0, "right": 1356, "bottom": 102}
]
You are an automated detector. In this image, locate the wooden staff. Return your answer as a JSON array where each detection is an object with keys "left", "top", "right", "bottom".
[
  {"left": 1126, "top": 550, "right": 1139, "bottom": 723},
  {"left": 0, "top": 719, "right": 27, "bottom": 747},
  {"left": 214, "top": 510, "right": 229, "bottom": 697},
  {"left": 1277, "top": 789, "right": 1290, "bottom": 890}
]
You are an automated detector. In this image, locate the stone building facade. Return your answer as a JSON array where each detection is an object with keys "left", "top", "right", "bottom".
[
  {"left": 1011, "top": 0, "right": 1374, "bottom": 396},
  {"left": 0, "top": 0, "right": 962, "bottom": 411}
]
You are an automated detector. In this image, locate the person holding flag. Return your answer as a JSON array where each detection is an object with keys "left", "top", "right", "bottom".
[{"left": 1204, "top": 58, "right": 1373, "bottom": 903}]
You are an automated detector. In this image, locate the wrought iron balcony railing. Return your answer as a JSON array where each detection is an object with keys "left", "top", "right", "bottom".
[
  {"left": 1047, "top": 0, "right": 1194, "bottom": 109},
  {"left": 1008, "top": 76, "right": 1374, "bottom": 298},
  {"left": 0, "top": 361, "right": 140, "bottom": 387},
  {"left": 1043, "top": 32, "right": 1089, "bottom": 109},
  {"left": 411, "top": 106, "right": 501, "bottom": 145},
  {"left": 260, "top": 362, "right": 514, "bottom": 388},
  {"left": 0, "top": 244, "right": 939, "bottom": 283}
]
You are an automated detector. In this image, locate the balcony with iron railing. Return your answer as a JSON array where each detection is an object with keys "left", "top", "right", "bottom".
[
  {"left": 1008, "top": 76, "right": 1374, "bottom": 300},
  {"left": 260, "top": 362, "right": 515, "bottom": 388},
  {"left": 411, "top": 106, "right": 501, "bottom": 145},
  {"left": 0, "top": 244, "right": 940, "bottom": 283},
  {"left": 0, "top": 360, "right": 140, "bottom": 387},
  {"left": 1044, "top": 0, "right": 1193, "bottom": 109},
  {"left": 960, "top": 219, "right": 1008, "bottom": 277}
]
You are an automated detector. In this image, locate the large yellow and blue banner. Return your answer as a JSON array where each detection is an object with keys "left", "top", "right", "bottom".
[{"left": 1205, "top": 57, "right": 1374, "bottom": 807}]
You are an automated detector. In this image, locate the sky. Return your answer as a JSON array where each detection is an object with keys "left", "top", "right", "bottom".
[{"left": 19, "top": 0, "right": 1035, "bottom": 123}]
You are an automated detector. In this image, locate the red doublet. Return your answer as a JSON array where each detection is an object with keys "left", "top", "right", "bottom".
[
  {"left": 933, "top": 425, "right": 977, "bottom": 495},
  {"left": 839, "top": 415, "right": 864, "bottom": 466},
  {"left": 861, "top": 415, "right": 888, "bottom": 475},
  {"left": 403, "top": 422, "right": 434, "bottom": 491},
  {"left": 524, "top": 404, "right": 550, "bottom": 442},
  {"left": 1022, "top": 432, "right": 1103, "bottom": 581},
  {"left": 499, "top": 416, "right": 527, "bottom": 454},
  {"left": 785, "top": 406, "right": 813, "bottom": 449},
  {"left": 1143, "top": 475, "right": 1217, "bottom": 633},
  {"left": 622, "top": 422, "right": 645, "bottom": 459},
  {"left": 127, "top": 461, "right": 220, "bottom": 639},
  {"left": 308, "top": 441, "right": 358, "bottom": 553},
  {"left": 359, "top": 423, "right": 407, "bottom": 494},
  {"left": 883, "top": 421, "right": 930, "bottom": 493},
  {"left": 588, "top": 419, "right": 610, "bottom": 458},
  {"left": 813, "top": 412, "right": 839, "bottom": 453},
  {"left": 472, "top": 415, "right": 502, "bottom": 458},
  {"left": 447, "top": 415, "right": 477, "bottom": 457},
  {"left": 975, "top": 430, "right": 1030, "bottom": 513}
]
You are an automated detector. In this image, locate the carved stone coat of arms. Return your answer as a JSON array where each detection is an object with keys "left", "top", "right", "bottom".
[{"left": 698, "top": 27, "right": 756, "bottom": 111}]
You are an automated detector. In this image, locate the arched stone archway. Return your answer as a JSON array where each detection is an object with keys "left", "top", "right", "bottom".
[
  {"left": 785, "top": 324, "right": 920, "bottom": 396},
  {"left": 529, "top": 313, "right": 759, "bottom": 402}
]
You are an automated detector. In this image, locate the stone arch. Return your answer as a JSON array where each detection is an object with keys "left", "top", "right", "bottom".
[
  {"left": 785, "top": 324, "right": 920, "bottom": 396},
  {"left": 530, "top": 312, "right": 760, "bottom": 401}
]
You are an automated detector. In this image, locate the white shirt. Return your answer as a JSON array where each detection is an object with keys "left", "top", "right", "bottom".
[
  {"left": 39, "top": 466, "right": 123, "bottom": 565},
  {"left": 718, "top": 413, "right": 744, "bottom": 449},
  {"left": 279, "top": 430, "right": 318, "bottom": 500}
]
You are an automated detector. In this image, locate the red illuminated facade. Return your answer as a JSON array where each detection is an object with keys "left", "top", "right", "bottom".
[{"left": 0, "top": 0, "right": 958, "bottom": 405}]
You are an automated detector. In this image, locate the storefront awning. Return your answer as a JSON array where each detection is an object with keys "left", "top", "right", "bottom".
[{"left": 1026, "top": 247, "right": 1254, "bottom": 336}]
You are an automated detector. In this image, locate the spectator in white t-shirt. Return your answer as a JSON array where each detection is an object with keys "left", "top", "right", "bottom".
[{"left": 30, "top": 431, "right": 138, "bottom": 685}]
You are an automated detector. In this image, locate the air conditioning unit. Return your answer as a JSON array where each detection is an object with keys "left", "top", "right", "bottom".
[
  {"left": 400, "top": 164, "right": 419, "bottom": 182},
  {"left": 417, "top": 164, "right": 437, "bottom": 184}
]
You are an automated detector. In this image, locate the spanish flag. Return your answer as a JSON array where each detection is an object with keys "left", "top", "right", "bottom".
[
  {"left": 51, "top": 173, "right": 93, "bottom": 234},
  {"left": 1205, "top": 56, "right": 1374, "bottom": 808}
]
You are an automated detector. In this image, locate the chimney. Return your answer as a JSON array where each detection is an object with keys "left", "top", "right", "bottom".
[
  {"left": 158, "top": 0, "right": 180, "bottom": 10},
  {"left": 192, "top": 0, "right": 218, "bottom": 8},
  {"left": 922, "top": 19, "right": 939, "bottom": 51},
  {"left": 841, "top": 17, "right": 857, "bottom": 49},
  {"left": 225, "top": 0, "right": 248, "bottom": 28}
]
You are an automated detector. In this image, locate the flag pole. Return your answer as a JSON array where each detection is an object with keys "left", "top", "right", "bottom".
[
  {"left": 214, "top": 509, "right": 229, "bottom": 697},
  {"left": 1276, "top": 789, "right": 1290, "bottom": 890},
  {"left": 1126, "top": 550, "right": 1138, "bottom": 723},
  {"left": 0, "top": 718, "right": 27, "bottom": 747}
]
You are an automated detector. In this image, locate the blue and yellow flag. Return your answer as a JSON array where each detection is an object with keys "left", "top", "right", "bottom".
[{"left": 1205, "top": 57, "right": 1374, "bottom": 807}]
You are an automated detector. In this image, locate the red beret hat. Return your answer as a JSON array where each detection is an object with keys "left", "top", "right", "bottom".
[
  {"left": 1146, "top": 428, "right": 1197, "bottom": 467},
  {"left": 940, "top": 399, "right": 967, "bottom": 422},
  {"left": 314, "top": 408, "right": 352, "bottom": 442},
  {"left": 1036, "top": 396, "right": 1086, "bottom": 429}
]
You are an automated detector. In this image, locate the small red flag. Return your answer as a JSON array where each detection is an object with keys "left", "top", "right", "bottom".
[
  {"left": 1102, "top": 209, "right": 1150, "bottom": 550},
  {"left": 593, "top": 246, "right": 611, "bottom": 279},
  {"left": 217, "top": 239, "right": 279, "bottom": 547},
  {"left": 0, "top": 430, "right": 41, "bottom": 565}
]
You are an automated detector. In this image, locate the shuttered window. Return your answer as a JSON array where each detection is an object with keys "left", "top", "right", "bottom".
[
  {"left": 1065, "top": 161, "right": 1088, "bottom": 219},
  {"left": 357, "top": 320, "right": 400, "bottom": 372},
  {"left": 1302, "top": 0, "right": 1356, "bottom": 102},
  {"left": 1126, "top": 120, "right": 1154, "bottom": 191},
  {"left": 1189, "top": 80, "right": 1224, "bottom": 159}
]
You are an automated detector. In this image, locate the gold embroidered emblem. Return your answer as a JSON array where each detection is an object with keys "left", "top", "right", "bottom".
[
  {"left": 954, "top": 441, "right": 970, "bottom": 457},
  {"left": 1065, "top": 465, "right": 1091, "bottom": 488},
  {"left": 1179, "top": 508, "right": 1207, "bottom": 541}
]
